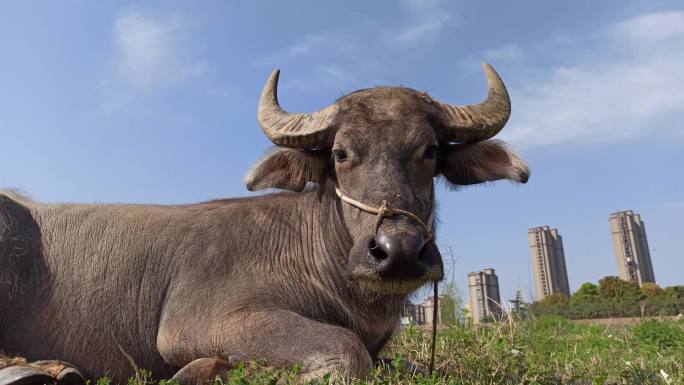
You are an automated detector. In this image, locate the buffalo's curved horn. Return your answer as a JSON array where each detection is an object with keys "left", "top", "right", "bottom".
[
  {"left": 437, "top": 63, "right": 511, "bottom": 142},
  {"left": 257, "top": 69, "right": 339, "bottom": 148}
]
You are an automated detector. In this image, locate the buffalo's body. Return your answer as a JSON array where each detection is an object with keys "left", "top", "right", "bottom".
[
  {"left": 1, "top": 64, "right": 529, "bottom": 383},
  {"left": 0, "top": 188, "right": 398, "bottom": 381}
]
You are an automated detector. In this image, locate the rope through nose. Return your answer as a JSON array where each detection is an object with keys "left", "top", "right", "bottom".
[
  {"left": 429, "top": 280, "right": 438, "bottom": 375},
  {"left": 334, "top": 187, "right": 434, "bottom": 241},
  {"left": 374, "top": 200, "right": 390, "bottom": 236}
]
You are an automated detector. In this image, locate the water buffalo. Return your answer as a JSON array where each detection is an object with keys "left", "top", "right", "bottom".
[{"left": 0, "top": 64, "right": 528, "bottom": 384}]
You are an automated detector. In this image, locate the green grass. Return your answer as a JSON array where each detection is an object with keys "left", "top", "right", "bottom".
[{"left": 110, "top": 316, "right": 684, "bottom": 385}]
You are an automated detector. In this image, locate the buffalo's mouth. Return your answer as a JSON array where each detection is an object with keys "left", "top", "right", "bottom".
[
  {"left": 352, "top": 266, "right": 444, "bottom": 294},
  {"left": 347, "top": 237, "right": 444, "bottom": 294}
]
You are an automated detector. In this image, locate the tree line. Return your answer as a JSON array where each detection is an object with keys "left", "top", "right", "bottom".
[{"left": 530, "top": 276, "right": 684, "bottom": 319}]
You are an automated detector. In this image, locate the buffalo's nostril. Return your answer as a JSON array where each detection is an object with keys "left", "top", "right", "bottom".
[{"left": 368, "top": 238, "right": 388, "bottom": 261}]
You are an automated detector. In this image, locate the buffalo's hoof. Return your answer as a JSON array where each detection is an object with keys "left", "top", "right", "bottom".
[
  {"left": 0, "top": 361, "right": 85, "bottom": 385},
  {"left": 171, "top": 357, "right": 237, "bottom": 385},
  {"left": 54, "top": 368, "right": 84, "bottom": 385},
  {"left": 0, "top": 366, "right": 55, "bottom": 385},
  {"left": 30, "top": 361, "right": 84, "bottom": 385}
]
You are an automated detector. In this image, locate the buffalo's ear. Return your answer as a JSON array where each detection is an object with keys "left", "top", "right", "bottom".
[
  {"left": 439, "top": 139, "right": 530, "bottom": 186},
  {"left": 245, "top": 148, "right": 330, "bottom": 192}
]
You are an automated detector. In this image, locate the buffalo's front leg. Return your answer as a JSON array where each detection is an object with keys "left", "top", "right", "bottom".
[
  {"left": 170, "top": 358, "right": 236, "bottom": 385},
  {"left": 158, "top": 309, "right": 373, "bottom": 381}
]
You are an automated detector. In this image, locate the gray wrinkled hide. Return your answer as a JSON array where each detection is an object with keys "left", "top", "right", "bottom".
[{"left": 0, "top": 187, "right": 402, "bottom": 381}]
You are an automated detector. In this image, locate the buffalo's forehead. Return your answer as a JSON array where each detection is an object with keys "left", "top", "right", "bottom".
[
  {"left": 339, "top": 87, "right": 434, "bottom": 119},
  {"left": 336, "top": 87, "right": 439, "bottom": 147}
]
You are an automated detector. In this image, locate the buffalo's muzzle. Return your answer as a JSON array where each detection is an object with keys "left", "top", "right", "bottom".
[
  {"left": 368, "top": 230, "right": 430, "bottom": 279},
  {"left": 348, "top": 226, "right": 443, "bottom": 293}
]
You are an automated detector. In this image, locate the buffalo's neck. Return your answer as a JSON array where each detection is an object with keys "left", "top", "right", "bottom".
[
  {"left": 253, "top": 188, "right": 357, "bottom": 320},
  {"left": 241, "top": 187, "right": 406, "bottom": 349}
]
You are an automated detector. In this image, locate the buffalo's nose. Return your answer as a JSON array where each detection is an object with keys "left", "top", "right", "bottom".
[{"left": 369, "top": 230, "right": 425, "bottom": 277}]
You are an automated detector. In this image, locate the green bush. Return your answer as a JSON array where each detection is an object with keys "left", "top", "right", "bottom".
[
  {"left": 632, "top": 319, "right": 684, "bottom": 349},
  {"left": 531, "top": 278, "right": 684, "bottom": 319}
]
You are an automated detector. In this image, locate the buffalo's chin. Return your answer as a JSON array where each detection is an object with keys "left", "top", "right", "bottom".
[
  {"left": 352, "top": 266, "right": 444, "bottom": 294},
  {"left": 356, "top": 278, "right": 429, "bottom": 294}
]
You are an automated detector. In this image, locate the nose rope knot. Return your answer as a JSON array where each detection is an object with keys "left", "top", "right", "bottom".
[{"left": 334, "top": 187, "right": 434, "bottom": 242}]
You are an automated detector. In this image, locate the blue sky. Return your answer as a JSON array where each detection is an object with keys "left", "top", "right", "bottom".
[{"left": 1, "top": 1, "right": 682, "bottom": 305}]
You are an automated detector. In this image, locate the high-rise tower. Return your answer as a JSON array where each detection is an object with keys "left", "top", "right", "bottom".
[
  {"left": 468, "top": 268, "right": 503, "bottom": 323},
  {"left": 528, "top": 226, "right": 570, "bottom": 300},
  {"left": 609, "top": 210, "right": 655, "bottom": 285}
]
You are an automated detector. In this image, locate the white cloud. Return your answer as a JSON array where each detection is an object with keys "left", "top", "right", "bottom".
[
  {"left": 388, "top": 0, "right": 452, "bottom": 47},
  {"left": 392, "top": 13, "right": 451, "bottom": 46},
  {"left": 284, "top": 34, "right": 334, "bottom": 60},
  {"left": 256, "top": 32, "right": 358, "bottom": 68},
  {"left": 400, "top": 0, "right": 443, "bottom": 13},
  {"left": 114, "top": 10, "right": 207, "bottom": 91},
  {"left": 279, "top": 64, "right": 360, "bottom": 95},
  {"left": 496, "top": 11, "right": 684, "bottom": 150},
  {"left": 483, "top": 44, "right": 525, "bottom": 63},
  {"left": 256, "top": 1, "right": 453, "bottom": 93},
  {"left": 267, "top": 2, "right": 452, "bottom": 67},
  {"left": 614, "top": 11, "right": 684, "bottom": 43}
]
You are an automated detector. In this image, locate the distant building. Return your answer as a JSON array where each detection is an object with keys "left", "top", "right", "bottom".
[
  {"left": 400, "top": 299, "right": 415, "bottom": 325},
  {"left": 609, "top": 210, "right": 655, "bottom": 286},
  {"left": 422, "top": 296, "right": 444, "bottom": 326},
  {"left": 401, "top": 296, "right": 446, "bottom": 326},
  {"left": 400, "top": 299, "right": 426, "bottom": 325},
  {"left": 468, "top": 268, "right": 503, "bottom": 323},
  {"left": 528, "top": 226, "right": 570, "bottom": 300}
]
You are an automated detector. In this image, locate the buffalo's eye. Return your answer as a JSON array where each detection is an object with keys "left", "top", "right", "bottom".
[
  {"left": 422, "top": 145, "right": 438, "bottom": 160},
  {"left": 333, "top": 149, "right": 348, "bottom": 162}
]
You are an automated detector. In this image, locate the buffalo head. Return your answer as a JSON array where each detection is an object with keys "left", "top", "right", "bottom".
[{"left": 245, "top": 64, "right": 529, "bottom": 294}]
